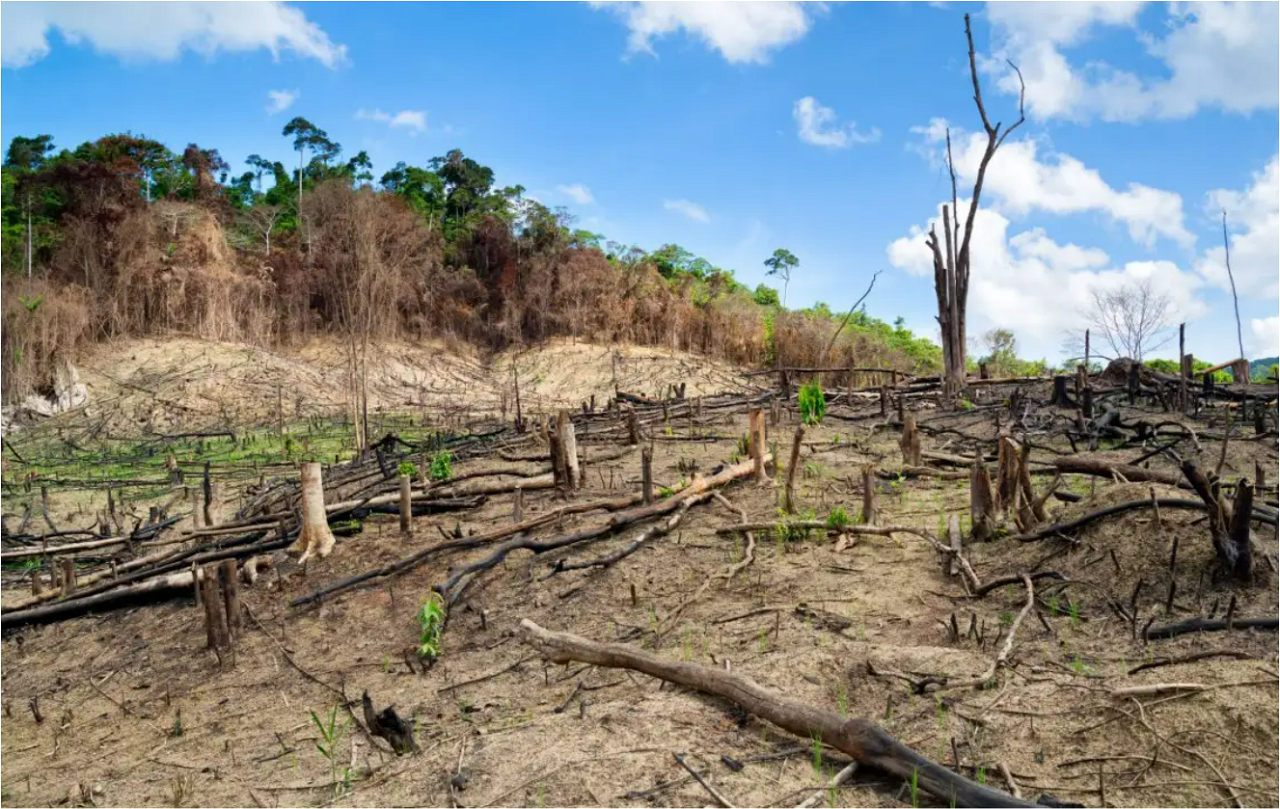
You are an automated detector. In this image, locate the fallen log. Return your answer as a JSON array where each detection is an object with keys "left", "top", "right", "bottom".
[
  {"left": 518, "top": 619, "right": 1033, "bottom": 808},
  {"left": 1145, "top": 616, "right": 1279, "bottom": 641},
  {"left": 290, "top": 491, "right": 652, "bottom": 608},
  {"left": 1050, "top": 457, "right": 1188, "bottom": 489},
  {"left": 1012, "top": 498, "right": 1278, "bottom": 542},
  {"left": 434, "top": 455, "right": 768, "bottom": 607},
  {"left": 2, "top": 535, "right": 294, "bottom": 629}
]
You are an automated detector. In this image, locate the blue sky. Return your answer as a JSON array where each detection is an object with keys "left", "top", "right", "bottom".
[{"left": 3, "top": 1, "right": 1277, "bottom": 362}]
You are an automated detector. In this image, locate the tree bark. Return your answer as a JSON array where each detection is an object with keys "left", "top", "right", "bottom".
[
  {"left": 749, "top": 408, "right": 767, "bottom": 485},
  {"left": 784, "top": 426, "right": 805, "bottom": 514},
  {"left": 899, "top": 412, "right": 921, "bottom": 467},
  {"left": 969, "top": 455, "right": 994, "bottom": 542}
]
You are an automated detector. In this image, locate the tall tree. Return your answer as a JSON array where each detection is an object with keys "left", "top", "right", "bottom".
[
  {"left": 924, "top": 14, "right": 1025, "bottom": 404},
  {"left": 763, "top": 248, "right": 799, "bottom": 307},
  {"left": 282, "top": 117, "right": 334, "bottom": 221},
  {"left": 4, "top": 135, "right": 54, "bottom": 277}
]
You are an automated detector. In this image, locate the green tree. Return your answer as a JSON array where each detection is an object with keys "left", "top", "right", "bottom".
[
  {"left": 753, "top": 283, "right": 780, "bottom": 307},
  {"left": 282, "top": 116, "right": 335, "bottom": 214},
  {"left": 764, "top": 248, "right": 799, "bottom": 307}
]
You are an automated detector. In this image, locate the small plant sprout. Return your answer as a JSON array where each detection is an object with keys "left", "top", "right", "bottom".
[
  {"left": 1048, "top": 594, "right": 1060, "bottom": 617},
  {"left": 1070, "top": 655, "right": 1089, "bottom": 675},
  {"left": 1068, "top": 600, "right": 1081, "bottom": 629},
  {"left": 908, "top": 767, "right": 920, "bottom": 808},
  {"left": 976, "top": 764, "right": 987, "bottom": 785},
  {"left": 415, "top": 592, "right": 447, "bottom": 661},
  {"left": 429, "top": 450, "right": 454, "bottom": 481},
  {"left": 998, "top": 611, "right": 1014, "bottom": 626},
  {"left": 758, "top": 629, "right": 769, "bottom": 653},
  {"left": 811, "top": 732, "right": 824, "bottom": 774},
  {"left": 799, "top": 380, "right": 826, "bottom": 425},
  {"left": 310, "top": 703, "right": 354, "bottom": 798},
  {"left": 397, "top": 460, "right": 417, "bottom": 478},
  {"left": 826, "top": 506, "right": 851, "bottom": 530},
  {"left": 935, "top": 698, "right": 947, "bottom": 729},
  {"left": 836, "top": 683, "right": 849, "bottom": 718}
]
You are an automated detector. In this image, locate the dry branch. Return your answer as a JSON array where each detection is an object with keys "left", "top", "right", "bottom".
[{"left": 518, "top": 619, "right": 1032, "bottom": 808}]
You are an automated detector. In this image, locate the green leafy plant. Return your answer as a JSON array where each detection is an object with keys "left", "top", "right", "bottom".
[
  {"left": 429, "top": 450, "right": 454, "bottom": 481},
  {"left": 1068, "top": 600, "right": 1081, "bottom": 629},
  {"left": 397, "top": 460, "right": 417, "bottom": 478},
  {"left": 799, "top": 381, "right": 826, "bottom": 425},
  {"left": 310, "top": 703, "right": 354, "bottom": 798},
  {"left": 908, "top": 767, "right": 920, "bottom": 808},
  {"left": 18, "top": 294, "right": 44, "bottom": 313},
  {"left": 810, "top": 732, "right": 824, "bottom": 774},
  {"left": 826, "top": 507, "right": 851, "bottom": 530},
  {"left": 959, "top": 398, "right": 975, "bottom": 412},
  {"left": 976, "top": 764, "right": 987, "bottom": 785},
  {"left": 415, "top": 592, "right": 447, "bottom": 661},
  {"left": 1069, "top": 655, "right": 1089, "bottom": 675}
]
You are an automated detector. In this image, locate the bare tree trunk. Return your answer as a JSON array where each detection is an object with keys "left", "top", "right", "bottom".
[
  {"left": 749, "top": 408, "right": 767, "bottom": 485},
  {"left": 289, "top": 462, "right": 336, "bottom": 563}
]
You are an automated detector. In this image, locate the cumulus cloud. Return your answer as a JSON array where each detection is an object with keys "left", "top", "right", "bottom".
[
  {"left": 985, "top": 1, "right": 1278, "bottom": 122},
  {"left": 663, "top": 199, "right": 710, "bottom": 223},
  {"left": 2, "top": 1, "right": 347, "bottom": 68},
  {"left": 592, "top": 1, "right": 814, "bottom": 64},
  {"left": 355, "top": 108, "right": 427, "bottom": 134},
  {"left": 266, "top": 88, "right": 298, "bottom": 114},
  {"left": 556, "top": 183, "right": 595, "bottom": 205},
  {"left": 910, "top": 121, "right": 1193, "bottom": 248},
  {"left": 888, "top": 201, "right": 1205, "bottom": 357},
  {"left": 1196, "top": 155, "right": 1279, "bottom": 299},
  {"left": 793, "top": 97, "right": 881, "bottom": 149},
  {"left": 1249, "top": 316, "right": 1279, "bottom": 357}
]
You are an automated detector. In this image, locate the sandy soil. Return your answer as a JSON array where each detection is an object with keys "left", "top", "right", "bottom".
[{"left": 2, "top": 372, "right": 1277, "bottom": 809}]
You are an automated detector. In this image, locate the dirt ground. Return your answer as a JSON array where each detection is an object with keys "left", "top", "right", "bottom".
[
  {"left": 2, "top": 358, "right": 1278, "bottom": 808},
  {"left": 31, "top": 336, "right": 748, "bottom": 437}
]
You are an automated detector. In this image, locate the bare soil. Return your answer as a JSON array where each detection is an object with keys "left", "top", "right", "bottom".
[{"left": 2, "top": 351, "right": 1277, "bottom": 809}]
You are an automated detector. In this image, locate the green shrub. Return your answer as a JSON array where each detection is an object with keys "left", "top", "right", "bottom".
[
  {"left": 429, "top": 450, "right": 453, "bottom": 481},
  {"left": 799, "top": 381, "right": 825, "bottom": 425}
]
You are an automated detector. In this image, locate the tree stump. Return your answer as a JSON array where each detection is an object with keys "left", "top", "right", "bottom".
[
  {"left": 626, "top": 406, "right": 639, "bottom": 445},
  {"left": 641, "top": 444, "right": 654, "bottom": 505},
  {"left": 399, "top": 474, "right": 413, "bottom": 535},
  {"left": 899, "top": 413, "right": 921, "bottom": 467},
  {"left": 969, "top": 455, "right": 994, "bottom": 542},
  {"left": 879, "top": 386, "right": 889, "bottom": 417},
  {"left": 783, "top": 426, "right": 805, "bottom": 514},
  {"left": 1049, "top": 376, "right": 1073, "bottom": 407},
  {"left": 749, "top": 408, "right": 767, "bottom": 485},
  {"left": 202, "top": 461, "right": 215, "bottom": 527},
  {"left": 861, "top": 465, "right": 876, "bottom": 526},
  {"left": 996, "top": 434, "right": 1019, "bottom": 514},
  {"left": 59, "top": 559, "right": 76, "bottom": 597},
  {"left": 219, "top": 560, "right": 241, "bottom": 639},
  {"left": 200, "top": 568, "right": 229, "bottom": 652},
  {"left": 555, "top": 409, "right": 581, "bottom": 492},
  {"left": 362, "top": 691, "right": 419, "bottom": 754},
  {"left": 945, "top": 515, "right": 963, "bottom": 577},
  {"left": 289, "top": 462, "right": 336, "bottom": 563}
]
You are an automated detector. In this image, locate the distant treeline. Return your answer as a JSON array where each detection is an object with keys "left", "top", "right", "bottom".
[{"left": 0, "top": 122, "right": 948, "bottom": 402}]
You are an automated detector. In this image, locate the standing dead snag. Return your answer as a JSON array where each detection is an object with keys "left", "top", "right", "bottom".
[
  {"left": 289, "top": 462, "right": 336, "bottom": 564},
  {"left": 641, "top": 444, "right": 654, "bottom": 505},
  {"left": 924, "top": 13, "right": 1026, "bottom": 404},
  {"left": 399, "top": 473, "right": 413, "bottom": 535},
  {"left": 518, "top": 620, "right": 1033, "bottom": 808}
]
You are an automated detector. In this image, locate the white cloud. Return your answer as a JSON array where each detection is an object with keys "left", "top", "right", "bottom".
[
  {"left": 355, "top": 108, "right": 428, "bottom": 134},
  {"left": 888, "top": 201, "right": 1205, "bottom": 357},
  {"left": 1249, "top": 317, "right": 1279, "bottom": 358},
  {"left": 556, "top": 183, "right": 595, "bottom": 205},
  {"left": 592, "top": 1, "right": 814, "bottom": 64},
  {"left": 2, "top": 1, "right": 347, "bottom": 68},
  {"left": 911, "top": 121, "right": 1193, "bottom": 248},
  {"left": 663, "top": 199, "right": 710, "bottom": 223},
  {"left": 265, "top": 88, "right": 298, "bottom": 114},
  {"left": 986, "top": 1, "right": 1279, "bottom": 122},
  {"left": 793, "top": 97, "right": 881, "bottom": 149},
  {"left": 1196, "top": 155, "right": 1279, "bottom": 299}
]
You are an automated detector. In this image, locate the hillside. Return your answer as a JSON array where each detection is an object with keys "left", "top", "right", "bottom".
[{"left": 2, "top": 137, "right": 940, "bottom": 409}]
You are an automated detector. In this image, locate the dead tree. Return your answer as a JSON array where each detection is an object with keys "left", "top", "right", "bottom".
[
  {"left": 924, "top": 14, "right": 1025, "bottom": 404},
  {"left": 900, "top": 412, "right": 922, "bottom": 467}
]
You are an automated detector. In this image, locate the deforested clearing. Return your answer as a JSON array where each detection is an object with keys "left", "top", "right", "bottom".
[{"left": 3, "top": 4, "right": 1278, "bottom": 808}]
